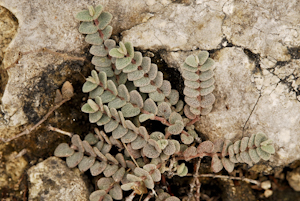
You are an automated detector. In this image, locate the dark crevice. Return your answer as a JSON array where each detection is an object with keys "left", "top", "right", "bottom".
[
  {"left": 243, "top": 48, "right": 262, "bottom": 74},
  {"left": 287, "top": 46, "right": 300, "bottom": 59}
]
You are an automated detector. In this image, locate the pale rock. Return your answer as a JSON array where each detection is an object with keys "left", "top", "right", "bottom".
[
  {"left": 223, "top": 0, "right": 300, "bottom": 61},
  {"left": 27, "top": 157, "right": 89, "bottom": 201},
  {"left": 122, "top": 3, "right": 224, "bottom": 51}
]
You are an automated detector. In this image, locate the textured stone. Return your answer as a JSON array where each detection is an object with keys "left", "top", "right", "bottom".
[
  {"left": 223, "top": 0, "right": 300, "bottom": 61},
  {"left": 27, "top": 157, "right": 89, "bottom": 201},
  {"left": 287, "top": 167, "right": 300, "bottom": 191},
  {"left": 122, "top": 3, "right": 224, "bottom": 51},
  {"left": 0, "top": 0, "right": 300, "bottom": 170}
]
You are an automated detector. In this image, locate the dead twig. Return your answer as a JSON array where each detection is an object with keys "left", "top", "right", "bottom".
[
  {"left": 47, "top": 125, "right": 73, "bottom": 137},
  {"left": 197, "top": 174, "right": 261, "bottom": 186},
  {"left": 188, "top": 159, "right": 201, "bottom": 201}
]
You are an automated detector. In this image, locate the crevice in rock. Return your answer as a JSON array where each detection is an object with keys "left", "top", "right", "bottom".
[
  {"left": 242, "top": 93, "right": 261, "bottom": 135},
  {"left": 287, "top": 46, "right": 300, "bottom": 59}
]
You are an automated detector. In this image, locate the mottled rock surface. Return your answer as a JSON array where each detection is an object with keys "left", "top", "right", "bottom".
[
  {"left": 27, "top": 157, "right": 89, "bottom": 201},
  {"left": 0, "top": 0, "right": 300, "bottom": 171}
]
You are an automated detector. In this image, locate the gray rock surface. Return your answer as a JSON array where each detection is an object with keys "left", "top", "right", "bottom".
[
  {"left": 0, "top": 0, "right": 300, "bottom": 168},
  {"left": 27, "top": 157, "right": 89, "bottom": 201}
]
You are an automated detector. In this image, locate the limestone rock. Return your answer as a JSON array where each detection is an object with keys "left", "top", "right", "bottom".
[
  {"left": 223, "top": 0, "right": 300, "bottom": 61},
  {"left": 27, "top": 157, "right": 89, "bottom": 201},
  {"left": 122, "top": 3, "right": 224, "bottom": 51}
]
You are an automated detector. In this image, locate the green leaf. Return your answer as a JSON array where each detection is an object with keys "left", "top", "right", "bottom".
[
  {"left": 104, "top": 119, "right": 119, "bottom": 133},
  {"left": 199, "top": 69, "right": 214, "bottom": 81},
  {"left": 84, "top": 133, "right": 98, "bottom": 145},
  {"left": 85, "top": 32, "right": 103, "bottom": 45},
  {"left": 197, "top": 141, "right": 214, "bottom": 154},
  {"left": 54, "top": 143, "right": 74, "bottom": 157},
  {"left": 92, "top": 56, "right": 111, "bottom": 67},
  {"left": 200, "top": 58, "right": 214, "bottom": 71},
  {"left": 131, "top": 136, "right": 147, "bottom": 149},
  {"left": 89, "top": 87, "right": 104, "bottom": 98},
  {"left": 124, "top": 42, "right": 134, "bottom": 58},
  {"left": 109, "top": 48, "right": 125, "bottom": 58},
  {"left": 185, "top": 55, "right": 198, "bottom": 67},
  {"left": 75, "top": 10, "right": 93, "bottom": 22},
  {"left": 211, "top": 154, "right": 223, "bottom": 173},
  {"left": 221, "top": 140, "right": 232, "bottom": 157},
  {"left": 185, "top": 96, "right": 200, "bottom": 108},
  {"left": 121, "top": 130, "right": 138, "bottom": 143},
  {"left": 78, "top": 156, "right": 95, "bottom": 172},
  {"left": 97, "top": 114, "right": 111, "bottom": 126},
  {"left": 81, "top": 103, "right": 97, "bottom": 113},
  {"left": 182, "top": 70, "right": 199, "bottom": 81},
  {"left": 79, "top": 21, "right": 98, "bottom": 34},
  {"left": 118, "top": 42, "right": 127, "bottom": 55},
  {"left": 261, "top": 144, "right": 275, "bottom": 154},
  {"left": 199, "top": 77, "right": 215, "bottom": 88},
  {"left": 97, "top": 12, "right": 113, "bottom": 30},
  {"left": 197, "top": 51, "right": 209, "bottom": 65},
  {"left": 121, "top": 103, "right": 141, "bottom": 117},
  {"left": 109, "top": 184, "right": 123, "bottom": 200},
  {"left": 181, "top": 62, "right": 198, "bottom": 72},
  {"left": 157, "top": 102, "right": 171, "bottom": 119},
  {"left": 248, "top": 148, "right": 260, "bottom": 163},
  {"left": 169, "top": 112, "right": 182, "bottom": 124},
  {"left": 240, "top": 137, "right": 250, "bottom": 152},
  {"left": 240, "top": 151, "right": 253, "bottom": 166},
  {"left": 103, "top": 164, "right": 119, "bottom": 177},
  {"left": 168, "top": 120, "right": 184, "bottom": 135},
  {"left": 82, "top": 81, "right": 98, "bottom": 93},
  {"left": 90, "top": 45, "right": 107, "bottom": 57},
  {"left": 116, "top": 57, "right": 132, "bottom": 70},
  {"left": 100, "top": 91, "right": 116, "bottom": 103},
  {"left": 184, "top": 86, "right": 200, "bottom": 98},
  {"left": 200, "top": 85, "right": 215, "bottom": 96},
  {"left": 149, "top": 91, "right": 165, "bottom": 102},
  {"left": 89, "top": 190, "right": 106, "bottom": 201},
  {"left": 108, "top": 98, "right": 126, "bottom": 109},
  {"left": 143, "top": 98, "right": 158, "bottom": 115},
  {"left": 221, "top": 158, "right": 234, "bottom": 173},
  {"left": 181, "top": 133, "right": 194, "bottom": 145},
  {"left": 163, "top": 140, "right": 176, "bottom": 155},
  {"left": 143, "top": 143, "right": 160, "bottom": 158},
  {"left": 66, "top": 152, "right": 83, "bottom": 168},
  {"left": 256, "top": 147, "right": 271, "bottom": 161},
  {"left": 102, "top": 25, "right": 113, "bottom": 40},
  {"left": 128, "top": 70, "right": 144, "bottom": 81},
  {"left": 139, "top": 114, "right": 154, "bottom": 122},
  {"left": 90, "top": 161, "right": 107, "bottom": 176},
  {"left": 89, "top": 110, "right": 103, "bottom": 123},
  {"left": 134, "top": 77, "right": 150, "bottom": 87},
  {"left": 255, "top": 133, "right": 268, "bottom": 147}
]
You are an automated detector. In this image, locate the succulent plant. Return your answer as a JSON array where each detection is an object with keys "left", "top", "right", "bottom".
[{"left": 54, "top": 4, "right": 275, "bottom": 200}]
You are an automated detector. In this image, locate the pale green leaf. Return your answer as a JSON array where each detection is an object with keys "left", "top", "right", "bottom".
[{"left": 79, "top": 21, "right": 98, "bottom": 34}]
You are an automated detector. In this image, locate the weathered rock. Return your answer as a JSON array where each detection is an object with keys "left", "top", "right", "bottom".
[
  {"left": 287, "top": 167, "right": 300, "bottom": 191},
  {"left": 0, "top": 0, "right": 300, "bottom": 171},
  {"left": 123, "top": 3, "right": 224, "bottom": 51},
  {"left": 223, "top": 0, "right": 300, "bottom": 61},
  {"left": 27, "top": 157, "right": 89, "bottom": 201},
  {"left": 0, "top": 150, "right": 28, "bottom": 189}
]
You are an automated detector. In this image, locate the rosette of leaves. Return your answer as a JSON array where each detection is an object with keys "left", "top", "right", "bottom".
[
  {"left": 182, "top": 133, "right": 275, "bottom": 173},
  {"left": 181, "top": 51, "right": 215, "bottom": 119}
]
